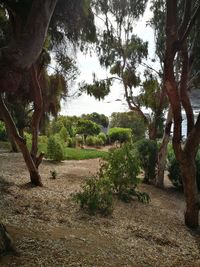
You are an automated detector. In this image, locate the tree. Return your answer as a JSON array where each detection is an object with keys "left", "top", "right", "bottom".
[
  {"left": 76, "top": 119, "right": 101, "bottom": 139},
  {"left": 81, "top": 112, "right": 109, "bottom": 128},
  {"left": 0, "top": 0, "right": 58, "bottom": 186},
  {"left": 0, "top": 0, "right": 96, "bottom": 186},
  {"left": 149, "top": 0, "right": 172, "bottom": 188},
  {"left": 81, "top": 0, "right": 166, "bottom": 140},
  {"left": 164, "top": 0, "right": 200, "bottom": 228}
]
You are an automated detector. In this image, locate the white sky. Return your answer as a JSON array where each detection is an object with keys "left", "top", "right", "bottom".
[{"left": 61, "top": 3, "right": 156, "bottom": 117}]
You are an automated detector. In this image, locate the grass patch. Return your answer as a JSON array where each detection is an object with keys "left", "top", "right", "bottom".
[
  {"left": 2, "top": 138, "right": 108, "bottom": 161},
  {"left": 64, "top": 147, "right": 108, "bottom": 160},
  {"left": 36, "top": 140, "right": 108, "bottom": 160}
]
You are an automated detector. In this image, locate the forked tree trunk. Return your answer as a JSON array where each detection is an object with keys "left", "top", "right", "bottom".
[
  {"left": 156, "top": 106, "right": 172, "bottom": 188},
  {"left": 0, "top": 95, "right": 42, "bottom": 186}
]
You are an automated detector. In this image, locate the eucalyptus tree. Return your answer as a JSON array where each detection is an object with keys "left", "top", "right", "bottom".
[
  {"left": 149, "top": 0, "right": 172, "bottom": 187},
  {"left": 164, "top": 0, "right": 200, "bottom": 228},
  {"left": 81, "top": 0, "right": 166, "bottom": 140},
  {"left": 0, "top": 0, "right": 96, "bottom": 186}
]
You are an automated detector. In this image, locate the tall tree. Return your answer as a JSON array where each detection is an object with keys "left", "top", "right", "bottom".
[
  {"left": 81, "top": 0, "right": 166, "bottom": 140},
  {"left": 164, "top": 0, "right": 200, "bottom": 228},
  {"left": 0, "top": 0, "right": 96, "bottom": 186}
]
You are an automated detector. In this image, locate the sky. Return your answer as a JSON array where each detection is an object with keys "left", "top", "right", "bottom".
[{"left": 61, "top": 3, "right": 156, "bottom": 117}]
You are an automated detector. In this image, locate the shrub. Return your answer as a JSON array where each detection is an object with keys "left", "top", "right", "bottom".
[
  {"left": 108, "top": 127, "right": 132, "bottom": 144},
  {"left": 47, "top": 136, "right": 64, "bottom": 161},
  {"left": 135, "top": 139, "right": 158, "bottom": 183},
  {"left": 74, "top": 143, "right": 149, "bottom": 215},
  {"left": 0, "top": 122, "right": 7, "bottom": 141},
  {"left": 103, "top": 143, "right": 141, "bottom": 202},
  {"left": 74, "top": 176, "right": 113, "bottom": 215},
  {"left": 38, "top": 135, "right": 48, "bottom": 144},
  {"left": 167, "top": 146, "right": 200, "bottom": 190},
  {"left": 85, "top": 135, "right": 95, "bottom": 146},
  {"left": 76, "top": 119, "right": 101, "bottom": 137},
  {"left": 94, "top": 137, "right": 104, "bottom": 147},
  {"left": 67, "top": 137, "right": 76, "bottom": 148},
  {"left": 97, "top": 132, "right": 107, "bottom": 145},
  {"left": 59, "top": 126, "right": 69, "bottom": 143}
]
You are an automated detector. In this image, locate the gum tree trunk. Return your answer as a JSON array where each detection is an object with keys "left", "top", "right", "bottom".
[
  {"left": 156, "top": 106, "right": 172, "bottom": 188},
  {"left": 164, "top": 0, "right": 200, "bottom": 228},
  {"left": 0, "top": 95, "right": 42, "bottom": 186},
  {"left": 30, "top": 65, "right": 44, "bottom": 167},
  {"left": 0, "top": 0, "right": 58, "bottom": 185}
]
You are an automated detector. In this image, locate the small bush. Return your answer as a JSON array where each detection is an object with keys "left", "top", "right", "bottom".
[
  {"left": 67, "top": 137, "right": 76, "bottom": 148},
  {"left": 167, "top": 145, "right": 200, "bottom": 190},
  {"left": 94, "top": 137, "right": 104, "bottom": 147},
  {"left": 47, "top": 136, "right": 64, "bottom": 161},
  {"left": 135, "top": 139, "right": 158, "bottom": 183},
  {"left": 38, "top": 135, "right": 48, "bottom": 144},
  {"left": 59, "top": 126, "right": 69, "bottom": 143},
  {"left": 103, "top": 143, "right": 141, "bottom": 202},
  {"left": 74, "top": 176, "right": 113, "bottom": 215},
  {"left": 98, "top": 132, "right": 107, "bottom": 145},
  {"left": 74, "top": 143, "right": 149, "bottom": 215},
  {"left": 85, "top": 135, "right": 96, "bottom": 146},
  {"left": 108, "top": 127, "right": 132, "bottom": 144}
]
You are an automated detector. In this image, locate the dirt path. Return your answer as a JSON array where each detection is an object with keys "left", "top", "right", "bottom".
[{"left": 0, "top": 153, "right": 200, "bottom": 266}]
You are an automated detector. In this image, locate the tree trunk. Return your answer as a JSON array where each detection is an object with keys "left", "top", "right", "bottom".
[
  {"left": 30, "top": 65, "right": 43, "bottom": 166},
  {"left": 180, "top": 155, "right": 199, "bottom": 228},
  {"left": 0, "top": 95, "right": 42, "bottom": 186},
  {"left": 156, "top": 106, "right": 173, "bottom": 188},
  {"left": 4, "top": 123, "right": 19, "bottom": 152}
]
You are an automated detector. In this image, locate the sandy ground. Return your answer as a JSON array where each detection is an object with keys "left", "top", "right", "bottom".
[{"left": 0, "top": 151, "right": 200, "bottom": 267}]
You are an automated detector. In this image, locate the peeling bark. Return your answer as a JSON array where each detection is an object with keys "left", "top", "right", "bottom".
[
  {"left": 156, "top": 106, "right": 173, "bottom": 188},
  {"left": 164, "top": 0, "right": 200, "bottom": 228}
]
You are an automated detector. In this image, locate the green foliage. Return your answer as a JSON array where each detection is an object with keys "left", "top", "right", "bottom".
[
  {"left": 167, "top": 145, "right": 200, "bottom": 190},
  {"left": 85, "top": 135, "right": 96, "bottom": 146},
  {"left": 108, "top": 127, "right": 132, "bottom": 143},
  {"left": 0, "top": 121, "right": 7, "bottom": 141},
  {"left": 64, "top": 148, "right": 108, "bottom": 160},
  {"left": 59, "top": 126, "right": 69, "bottom": 143},
  {"left": 94, "top": 137, "right": 104, "bottom": 147},
  {"left": 81, "top": 112, "right": 109, "bottom": 128},
  {"left": 50, "top": 116, "right": 77, "bottom": 137},
  {"left": 103, "top": 143, "right": 141, "bottom": 202},
  {"left": 97, "top": 132, "right": 107, "bottom": 145},
  {"left": 74, "top": 143, "right": 149, "bottom": 215},
  {"left": 79, "top": 75, "right": 111, "bottom": 100},
  {"left": 76, "top": 119, "right": 101, "bottom": 137},
  {"left": 110, "top": 112, "right": 146, "bottom": 141},
  {"left": 67, "top": 137, "right": 76, "bottom": 148},
  {"left": 135, "top": 139, "right": 158, "bottom": 183},
  {"left": 38, "top": 135, "right": 48, "bottom": 144},
  {"left": 47, "top": 136, "right": 64, "bottom": 161},
  {"left": 74, "top": 176, "right": 113, "bottom": 215}
]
